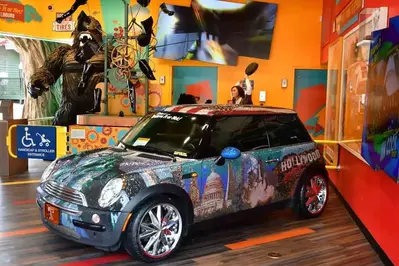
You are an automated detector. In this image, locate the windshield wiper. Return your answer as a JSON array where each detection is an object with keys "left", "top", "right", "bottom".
[{"left": 121, "top": 142, "right": 176, "bottom": 162}]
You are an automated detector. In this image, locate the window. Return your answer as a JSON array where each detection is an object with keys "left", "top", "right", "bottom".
[
  {"left": 206, "top": 115, "right": 269, "bottom": 157},
  {"left": 339, "top": 19, "right": 372, "bottom": 155},
  {"left": 120, "top": 112, "right": 211, "bottom": 159},
  {"left": 0, "top": 46, "right": 23, "bottom": 100},
  {"left": 324, "top": 38, "right": 343, "bottom": 166},
  {"left": 265, "top": 114, "right": 312, "bottom": 147}
]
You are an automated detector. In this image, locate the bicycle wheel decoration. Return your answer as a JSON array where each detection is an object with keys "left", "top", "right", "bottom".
[
  {"left": 111, "top": 41, "right": 137, "bottom": 70},
  {"left": 108, "top": 68, "right": 129, "bottom": 90}
]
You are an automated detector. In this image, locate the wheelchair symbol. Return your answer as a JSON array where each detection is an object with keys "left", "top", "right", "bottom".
[
  {"left": 36, "top": 133, "right": 51, "bottom": 147},
  {"left": 21, "top": 127, "right": 36, "bottom": 147}
]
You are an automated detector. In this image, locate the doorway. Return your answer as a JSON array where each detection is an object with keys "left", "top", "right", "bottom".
[
  {"left": 293, "top": 69, "right": 328, "bottom": 139},
  {"left": 172, "top": 66, "right": 218, "bottom": 104}
]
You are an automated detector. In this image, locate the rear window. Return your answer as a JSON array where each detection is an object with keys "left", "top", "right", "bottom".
[{"left": 265, "top": 114, "right": 312, "bottom": 147}]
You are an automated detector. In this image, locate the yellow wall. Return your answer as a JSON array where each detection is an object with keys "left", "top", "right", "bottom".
[{"left": 148, "top": 0, "right": 324, "bottom": 107}]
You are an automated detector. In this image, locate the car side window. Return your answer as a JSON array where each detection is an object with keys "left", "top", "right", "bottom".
[
  {"left": 265, "top": 114, "right": 312, "bottom": 147},
  {"left": 206, "top": 115, "right": 269, "bottom": 157}
]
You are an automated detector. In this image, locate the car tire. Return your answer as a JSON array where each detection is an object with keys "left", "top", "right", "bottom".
[
  {"left": 123, "top": 196, "right": 186, "bottom": 262},
  {"left": 295, "top": 172, "right": 329, "bottom": 219}
]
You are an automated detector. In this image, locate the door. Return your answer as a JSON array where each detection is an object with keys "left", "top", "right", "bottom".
[
  {"left": 293, "top": 69, "right": 327, "bottom": 139},
  {"left": 193, "top": 115, "right": 275, "bottom": 221},
  {"left": 172, "top": 66, "right": 218, "bottom": 104},
  {"left": 263, "top": 114, "right": 320, "bottom": 202}
]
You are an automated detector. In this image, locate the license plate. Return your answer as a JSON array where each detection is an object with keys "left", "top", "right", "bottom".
[{"left": 44, "top": 203, "right": 60, "bottom": 225}]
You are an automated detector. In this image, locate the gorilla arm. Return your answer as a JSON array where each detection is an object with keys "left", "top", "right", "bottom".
[{"left": 29, "top": 44, "right": 71, "bottom": 99}]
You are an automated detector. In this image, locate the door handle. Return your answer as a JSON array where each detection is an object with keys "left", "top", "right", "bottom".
[{"left": 265, "top": 158, "right": 279, "bottom": 163}]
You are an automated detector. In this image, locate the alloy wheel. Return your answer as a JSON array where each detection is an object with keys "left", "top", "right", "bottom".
[
  {"left": 138, "top": 203, "right": 182, "bottom": 258},
  {"left": 304, "top": 175, "right": 327, "bottom": 214}
]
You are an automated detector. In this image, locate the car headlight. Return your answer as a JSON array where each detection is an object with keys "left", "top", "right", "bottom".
[
  {"left": 40, "top": 160, "right": 57, "bottom": 183},
  {"left": 98, "top": 178, "right": 124, "bottom": 208}
]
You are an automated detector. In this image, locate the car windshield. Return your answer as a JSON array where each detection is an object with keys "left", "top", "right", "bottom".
[{"left": 120, "top": 112, "right": 211, "bottom": 159}]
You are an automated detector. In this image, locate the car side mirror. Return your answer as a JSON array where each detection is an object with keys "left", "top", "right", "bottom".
[
  {"left": 215, "top": 147, "right": 241, "bottom": 166},
  {"left": 221, "top": 147, "right": 241, "bottom": 159}
]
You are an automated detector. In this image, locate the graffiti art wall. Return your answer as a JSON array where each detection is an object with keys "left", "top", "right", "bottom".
[{"left": 69, "top": 125, "right": 130, "bottom": 154}]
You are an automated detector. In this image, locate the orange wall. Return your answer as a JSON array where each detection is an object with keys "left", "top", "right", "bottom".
[{"left": 148, "top": 0, "right": 324, "bottom": 107}]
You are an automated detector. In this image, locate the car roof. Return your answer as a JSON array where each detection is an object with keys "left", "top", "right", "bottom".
[{"left": 155, "top": 104, "right": 296, "bottom": 116}]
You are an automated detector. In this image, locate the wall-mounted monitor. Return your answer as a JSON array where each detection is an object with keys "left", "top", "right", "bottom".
[{"left": 154, "top": 0, "right": 278, "bottom": 66}]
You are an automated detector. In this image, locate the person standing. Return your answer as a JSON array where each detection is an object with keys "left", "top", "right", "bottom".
[
  {"left": 235, "top": 75, "right": 253, "bottom": 104},
  {"left": 230, "top": 86, "right": 246, "bottom": 104}
]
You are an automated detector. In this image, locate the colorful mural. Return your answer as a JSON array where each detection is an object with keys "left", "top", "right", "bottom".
[
  {"left": 335, "top": 0, "right": 363, "bottom": 35},
  {"left": 0, "top": 0, "right": 103, "bottom": 40},
  {"left": 43, "top": 135, "right": 323, "bottom": 222},
  {"left": 189, "top": 146, "right": 323, "bottom": 218},
  {"left": 0, "top": 0, "right": 41, "bottom": 22},
  {"left": 96, "top": 81, "right": 162, "bottom": 116},
  {"left": 69, "top": 125, "right": 130, "bottom": 154},
  {"left": 0, "top": 0, "right": 149, "bottom": 39},
  {"left": 293, "top": 69, "right": 328, "bottom": 139},
  {"left": 172, "top": 66, "right": 218, "bottom": 104},
  {"left": 361, "top": 15, "right": 399, "bottom": 182}
]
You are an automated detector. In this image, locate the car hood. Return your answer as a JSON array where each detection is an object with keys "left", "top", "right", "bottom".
[{"left": 48, "top": 147, "right": 174, "bottom": 193}]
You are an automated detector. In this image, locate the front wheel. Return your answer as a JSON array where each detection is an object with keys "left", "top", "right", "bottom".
[
  {"left": 124, "top": 197, "right": 185, "bottom": 262},
  {"left": 295, "top": 173, "right": 329, "bottom": 219}
]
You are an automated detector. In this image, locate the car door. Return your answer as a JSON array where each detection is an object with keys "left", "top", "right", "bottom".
[
  {"left": 263, "top": 114, "right": 318, "bottom": 202},
  {"left": 194, "top": 115, "right": 272, "bottom": 221}
]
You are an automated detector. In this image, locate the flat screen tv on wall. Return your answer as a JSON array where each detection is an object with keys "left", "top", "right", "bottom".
[{"left": 153, "top": 0, "right": 278, "bottom": 66}]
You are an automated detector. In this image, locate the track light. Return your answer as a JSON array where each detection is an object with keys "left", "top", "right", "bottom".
[
  {"left": 160, "top": 3, "right": 174, "bottom": 16},
  {"left": 137, "top": 0, "right": 151, "bottom": 7}
]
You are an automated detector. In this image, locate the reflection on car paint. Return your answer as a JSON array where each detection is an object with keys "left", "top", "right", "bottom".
[{"left": 76, "top": 227, "right": 89, "bottom": 239}]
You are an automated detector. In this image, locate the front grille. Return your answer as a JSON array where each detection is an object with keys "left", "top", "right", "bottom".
[{"left": 44, "top": 181, "right": 87, "bottom": 207}]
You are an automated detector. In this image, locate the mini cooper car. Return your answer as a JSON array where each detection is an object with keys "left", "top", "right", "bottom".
[{"left": 36, "top": 104, "right": 329, "bottom": 263}]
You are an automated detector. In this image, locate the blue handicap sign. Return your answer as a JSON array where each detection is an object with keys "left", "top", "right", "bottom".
[{"left": 16, "top": 125, "right": 57, "bottom": 160}]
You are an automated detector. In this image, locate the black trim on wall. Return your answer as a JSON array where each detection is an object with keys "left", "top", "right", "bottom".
[{"left": 330, "top": 181, "right": 394, "bottom": 266}]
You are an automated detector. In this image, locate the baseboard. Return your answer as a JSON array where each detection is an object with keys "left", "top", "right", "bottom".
[{"left": 329, "top": 182, "right": 394, "bottom": 266}]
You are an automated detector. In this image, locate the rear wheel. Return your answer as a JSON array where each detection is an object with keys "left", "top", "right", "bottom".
[
  {"left": 296, "top": 173, "right": 328, "bottom": 218},
  {"left": 124, "top": 197, "right": 185, "bottom": 262}
]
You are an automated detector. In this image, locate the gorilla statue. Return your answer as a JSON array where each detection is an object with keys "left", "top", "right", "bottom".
[{"left": 29, "top": 11, "right": 109, "bottom": 126}]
